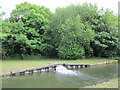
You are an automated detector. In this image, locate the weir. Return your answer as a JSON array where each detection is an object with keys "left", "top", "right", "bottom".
[
  {"left": 2, "top": 61, "right": 117, "bottom": 77},
  {"left": 2, "top": 63, "right": 90, "bottom": 76},
  {"left": 56, "top": 65, "right": 78, "bottom": 75}
]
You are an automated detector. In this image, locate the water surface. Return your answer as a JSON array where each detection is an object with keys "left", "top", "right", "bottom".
[{"left": 2, "top": 63, "right": 118, "bottom": 88}]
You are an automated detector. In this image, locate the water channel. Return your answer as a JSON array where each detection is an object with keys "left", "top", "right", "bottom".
[{"left": 2, "top": 63, "right": 118, "bottom": 88}]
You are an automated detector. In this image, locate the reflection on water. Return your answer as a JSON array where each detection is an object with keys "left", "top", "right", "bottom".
[{"left": 2, "top": 63, "right": 118, "bottom": 88}]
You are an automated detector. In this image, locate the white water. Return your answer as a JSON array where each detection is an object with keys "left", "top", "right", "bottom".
[{"left": 56, "top": 65, "right": 78, "bottom": 75}]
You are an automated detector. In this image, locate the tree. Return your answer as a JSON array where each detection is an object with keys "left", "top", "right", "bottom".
[
  {"left": 2, "top": 2, "right": 52, "bottom": 59},
  {"left": 91, "top": 32, "right": 118, "bottom": 57},
  {"left": 0, "top": 7, "right": 6, "bottom": 59},
  {"left": 48, "top": 3, "right": 119, "bottom": 59},
  {"left": 91, "top": 9, "right": 118, "bottom": 57},
  {"left": 47, "top": 4, "right": 95, "bottom": 59},
  {"left": 1, "top": 3, "right": 119, "bottom": 60},
  {"left": 96, "top": 9, "right": 118, "bottom": 33},
  {"left": 1, "top": 21, "right": 26, "bottom": 59},
  {"left": 116, "top": 15, "right": 120, "bottom": 57}
]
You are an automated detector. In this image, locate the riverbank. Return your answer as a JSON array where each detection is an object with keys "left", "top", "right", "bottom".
[
  {"left": 1, "top": 58, "right": 118, "bottom": 88},
  {"left": 1, "top": 58, "right": 117, "bottom": 74},
  {"left": 86, "top": 78, "right": 119, "bottom": 88}
]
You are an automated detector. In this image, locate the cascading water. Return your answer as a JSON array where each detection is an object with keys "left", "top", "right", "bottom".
[
  {"left": 55, "top": 65, "right": 99, "bottom": 85},
  {"left": 56, "top": 65, "right": 78, "bottom": 75},
  {"left": 2, "top": 64, "right": 118, "bottom": 88}
]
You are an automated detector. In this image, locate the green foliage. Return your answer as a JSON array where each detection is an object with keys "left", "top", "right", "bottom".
[
  {"left": 47, "top": 3, "right": 118, "bottom": 59},
  {"left": 90, "top": 9, "right": 118, "bottom": 57},
  {"left": 1, "top": 3, "right": 119, "bottom": 60},
  {"left": 96, "top": 10, "right": 118, "bottom": 33},
  {"left": 48, "top": 5, "right": 95, "bottom": 59},
  {"left": 1, "top": 2, "right": 52, "bottom": 59},
  {"left": 58, "top": 43, "right": 85, "bottom": 60},
  {"left": 91, "top": 32, "right": 118, "bottom": 57},
  {"left": 1, "top": 22, "right": 27, "bottom": 59},
  {"left": 57, "top": 17, "right": 86, "bottom": 59}
]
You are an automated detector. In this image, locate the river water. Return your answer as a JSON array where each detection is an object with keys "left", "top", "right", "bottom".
[{"left": 2, "top": 63, "right": 118, "bottom": 88}]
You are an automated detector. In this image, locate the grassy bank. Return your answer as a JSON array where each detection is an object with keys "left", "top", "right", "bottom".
[
  {"left": 86, "top": 78, "right": 119, "bottom": 88},
  {"left": 1, "top": 58, "right": 117, "bottom": 73}
]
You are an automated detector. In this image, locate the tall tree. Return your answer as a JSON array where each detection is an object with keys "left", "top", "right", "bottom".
[
  {"left": 0, "top": 6, "right": 6, "bottom": 59},
  {"left": 91, "top": 9, "right": 118, "bottom": 57},
  {"left": 47, "top": 4, "right": 95, "bottom": 59},
  {"left": 48, "top": 3, "right": 119, "bottom": 59},
  {"left": 2, "top": 2, "right": 52, "bottom": 59}
]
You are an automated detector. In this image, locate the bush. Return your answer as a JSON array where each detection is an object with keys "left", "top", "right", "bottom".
[{"left": 58, "top": 44, "right": 85, "bottom": 60}]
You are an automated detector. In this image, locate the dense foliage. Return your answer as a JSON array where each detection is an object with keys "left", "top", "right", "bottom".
[
  {"left": 1, "top": 2, "right": 52, "bottom": 59},
  {"left": 1, "top": 2, "right": 119, "bottom": 60},
  {"left": 47, "top": 3, "right": 118, "bottom": 59}
]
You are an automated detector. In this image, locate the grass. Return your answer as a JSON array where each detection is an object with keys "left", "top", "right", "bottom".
[
  {"left": 86, "top": 78, "right": 119, "bottom": 88},
  {"left": 1, "top": 58, "right": 117, "bottom": 73}
]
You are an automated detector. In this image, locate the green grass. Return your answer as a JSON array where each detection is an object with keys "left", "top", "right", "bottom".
[
  {"left": 1, "top": 58, "right": 117, "bottom": 73},
  {"left": 86, "top": 78, "right": 119, "bottom": 88}
]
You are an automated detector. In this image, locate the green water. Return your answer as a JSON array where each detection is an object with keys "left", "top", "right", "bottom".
[{"left": 2, "top": 63, "right": 118, "bottom": 88}]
